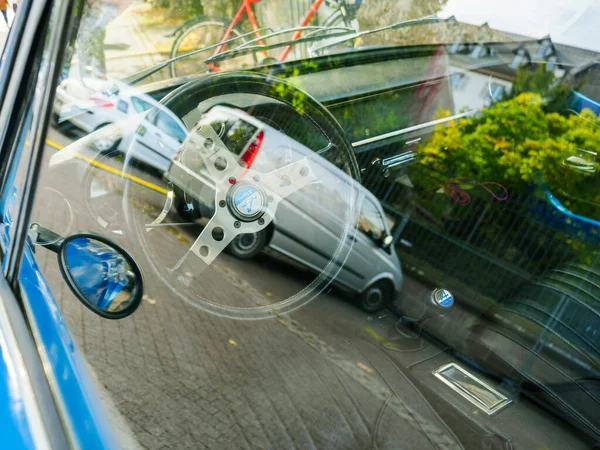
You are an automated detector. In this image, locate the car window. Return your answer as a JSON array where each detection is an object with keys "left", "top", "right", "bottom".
[
  {"left": 11, "top": 0, "right": 600, "bottom": 448},
  {"left": 220, "top": 118, "right": 258, "bottom": 156},
  {"left": 154, "top": 110, "right": 186, "bottom": 142},
  {"left": 358, "top": 198, "right": 385, "bottom": 241},
  {"left": 130, "top": 96, "right": 152, "bottom": 113}
]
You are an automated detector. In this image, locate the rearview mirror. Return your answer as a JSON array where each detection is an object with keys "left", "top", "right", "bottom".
[{"left": 58, "top": 234, "right": 143, "bottom": 319}]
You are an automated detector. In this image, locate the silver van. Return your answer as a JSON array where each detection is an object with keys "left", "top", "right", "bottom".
[{"left": 167, "top": 106, "right": 402, "bottom": 312}]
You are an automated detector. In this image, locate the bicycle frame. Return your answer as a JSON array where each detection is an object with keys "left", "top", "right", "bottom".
[
  {"left": 215, "top": 0, "right": 265, "bottom": 56},
  {"left": 214, "top": 0, "right": 326, "bottom": 62},
  {"left": 279, "top": 0, "right": 325, "bottom": 61}
]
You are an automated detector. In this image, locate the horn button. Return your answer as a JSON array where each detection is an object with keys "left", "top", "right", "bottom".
[{"left": 227, "top": 182, "right": 268, "bottom": 222}]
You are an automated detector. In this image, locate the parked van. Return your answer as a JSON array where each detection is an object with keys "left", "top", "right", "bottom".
[{"left": 167, "top": 106, "right": 402, "bottom": 312}]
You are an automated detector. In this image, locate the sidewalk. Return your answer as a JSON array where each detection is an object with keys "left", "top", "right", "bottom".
[
  {"left": 99, "top": 3, "right": 169, "bottom": 80},
  {"left": 63, "top": 2, "right": 177, "bottom": 83}
]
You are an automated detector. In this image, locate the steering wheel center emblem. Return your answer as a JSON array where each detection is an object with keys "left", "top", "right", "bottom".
[
  {"left": 227, "top": 183, "right": 267, "bottom": 222},
  {"left": 432, "top": 288, "right": 454, "bottom": 308}
]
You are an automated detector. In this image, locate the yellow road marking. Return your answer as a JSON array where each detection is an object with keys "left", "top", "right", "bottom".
[
  {"left": 45, "top": 139, "right": 168, "bottom": 195},
  {"left": 362, "top": 327, "right": 401, "bottom": 350},
  {"left": 45, "top": 139, "right": 64, "bottom": 150}
]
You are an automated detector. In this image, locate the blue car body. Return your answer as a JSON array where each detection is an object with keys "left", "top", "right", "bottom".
[{"left": 0, "top": 199, "right": 117, "bottom": 447}]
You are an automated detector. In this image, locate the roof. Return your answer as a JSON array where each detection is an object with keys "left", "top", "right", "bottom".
[{"left": 351, "top": 19, "right": 600, "bottom": 77}]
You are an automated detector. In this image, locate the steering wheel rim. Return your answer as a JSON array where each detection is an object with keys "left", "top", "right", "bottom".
[{"left": 123, "top": 72, "right": 362, "bottom": 319}]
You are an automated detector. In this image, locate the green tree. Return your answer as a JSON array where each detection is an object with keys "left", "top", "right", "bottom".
[
  {"left": 417, "top": 93, "right": 600, "bottom": 218},
  {"left": 502, "top": 64, "right": 573, "bottom": 114}
]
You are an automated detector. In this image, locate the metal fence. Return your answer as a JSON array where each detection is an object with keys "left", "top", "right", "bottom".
[{"left": 357, "top": 154, "right": 600, "bottom": 300}]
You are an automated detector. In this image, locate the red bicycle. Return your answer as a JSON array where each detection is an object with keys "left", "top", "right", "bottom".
[{"left": 168, "top": 0, "right": 361, "bottom": 77}]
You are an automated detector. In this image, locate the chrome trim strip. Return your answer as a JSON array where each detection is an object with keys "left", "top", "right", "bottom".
[
  {"left": 351, "top": 110, "right": 476, "bottom": 148},
  {"left": 433, "top": 362, "right": 512, "bottom": 415}
]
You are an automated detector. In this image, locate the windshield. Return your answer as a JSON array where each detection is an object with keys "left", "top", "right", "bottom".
[{"left": 17, "top": 0, "right": 600, "bottom": 447}]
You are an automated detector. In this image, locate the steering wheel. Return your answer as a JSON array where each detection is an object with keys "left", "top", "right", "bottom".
[{"left": 123, "top": 72, "right": 361, "bottom": 319}]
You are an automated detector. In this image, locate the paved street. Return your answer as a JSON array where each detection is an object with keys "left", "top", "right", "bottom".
[
  {"left": 26, "top": 125, "right": 588, "bottom": 450},
  {"left": 34, "top": 126, "right": 450, "bottom": 449},
  {"left": 13, "top": 4, "right": 591, "bottom": 447}
]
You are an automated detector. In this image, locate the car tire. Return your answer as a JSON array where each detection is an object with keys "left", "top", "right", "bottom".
[
  {"left": 355, "top": 281, "right": 392, "bottom": 313},
  {"left": 226, "top": 230, "right": 268, "bottom": 260},
  {"left": 52, "top": 113, "right": 73, "bottom": 132},
  {"left": 92, "top": 124, "right": 120, "bottom": 153}
]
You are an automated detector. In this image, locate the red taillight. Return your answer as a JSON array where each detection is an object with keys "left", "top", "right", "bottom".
[
  {"left": 240, "top": 131, "right": 264, "bottom": 169},
  {"left": 90, "top": 97, "right": 114, "bottom": 108}
]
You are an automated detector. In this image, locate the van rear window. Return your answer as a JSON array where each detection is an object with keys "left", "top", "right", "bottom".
[{"left": 210, "top": 117, "right": 258, "bottom": 155}]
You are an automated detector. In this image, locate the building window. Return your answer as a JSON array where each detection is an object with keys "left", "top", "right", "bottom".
[
  {"left": 510, "top": 52, "right": 530, "bottom": 69},
  {"left": 469, "top": 44, "right": 486, "bottom": 59},
  {"left": 490, "top": 84, "right": 505, "bottom": 101},
  {"left": 481, "top": 82, "right": 505, "bottom": 102},
  {"left": 450, "top": 73, "right": 467, "bottom": 90},
  {"left": 449, "top": 42, "right": 466, "bottom": 54},
  {"left": 546, "top": 55, "right": 560, "bottom": 71},
  {"left": 536, "top": 38, "right": 556, "bottom": 59}
]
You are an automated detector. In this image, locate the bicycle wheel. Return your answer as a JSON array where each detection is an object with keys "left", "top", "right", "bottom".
[{"left": 169, "top": 18, "right": 257, "bottom": 78}]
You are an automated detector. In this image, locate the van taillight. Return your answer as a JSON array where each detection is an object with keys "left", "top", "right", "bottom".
[{"left": 241, "top": 131, "right": 264, "bottom": 168}]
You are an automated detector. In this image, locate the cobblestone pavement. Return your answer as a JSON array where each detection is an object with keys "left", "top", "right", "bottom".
[
  {"left": 30, "top": 123, "right": 589, "bottom": 450},
  {"left": 33, "top": 128, "right": 467, "bottom": 449},
  {"left": 2, "top": 0, "right": 591, "bottom": 447}
]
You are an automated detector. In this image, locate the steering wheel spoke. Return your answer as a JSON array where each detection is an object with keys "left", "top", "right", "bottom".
[
  {"left": 183, "top": 204, "right": 273, "bottom": 267},
  {"left": 188, "top": 122, "right": 243, "bottom": 186},
  {"left": 188, "top": 211, "right": 237, "bottom": 266},
  {"left": 125, "top": 73, "right": 361, "bottom": 319},
  {"left": 259, "top": 158, "right": 317, "bottom": 201},
  {"left": 172, "top": 158, "right": 316, "bottom": 269}
]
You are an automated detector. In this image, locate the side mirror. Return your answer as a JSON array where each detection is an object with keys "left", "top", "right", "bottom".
[
  {"left": 381, "top": 234, "right": 393, "bottom": 249},
  {"left": 58, "top": 234, "right": 143, "bottom": 319}
]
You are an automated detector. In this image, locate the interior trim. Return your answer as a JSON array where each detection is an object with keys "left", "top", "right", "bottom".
[{"left": 351, "top": 110, "right": 476, "bottom": 148}]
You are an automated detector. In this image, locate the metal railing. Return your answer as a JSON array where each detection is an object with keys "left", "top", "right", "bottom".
[{"left": 366, "top": 163, "right": 600, "bottom": 299}]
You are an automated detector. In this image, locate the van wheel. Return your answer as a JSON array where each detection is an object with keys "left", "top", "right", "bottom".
[
  {"left": 356, "top": 281, "right": 391, "bottom": 313},
  {"left": 227, "top": 230, "right": 267, "bottom": 260}
]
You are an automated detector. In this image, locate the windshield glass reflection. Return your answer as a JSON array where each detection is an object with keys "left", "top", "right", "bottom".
[{"left": 26, "top": 0, "right": 600, "bottom": 448}]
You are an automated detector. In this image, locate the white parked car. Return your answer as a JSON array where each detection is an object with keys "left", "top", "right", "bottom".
[
  {"left": 54, "top": 77, "right": 187, "bottom": 172},
  {"left": 53, "top": 78, "right": 125, "bottom": 143},
  {"left": 125, "top": 101, "right": 188, "bottom": 174}
]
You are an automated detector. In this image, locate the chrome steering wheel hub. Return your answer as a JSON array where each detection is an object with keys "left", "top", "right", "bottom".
[{"left": 227, "top": 182, "right": 267, "bottom": 222}]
